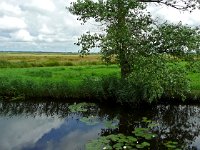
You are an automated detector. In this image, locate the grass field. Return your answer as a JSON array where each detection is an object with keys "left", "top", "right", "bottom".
[
  {"left": 0, "top": 52, "right": 199, "bottom": 101},
  {"left": 0, "top": 65, "right": 120, "bottom": 84},
  {"left": 0, "top": 64, "right": 120, "bottom": 99},
  {"left": 0, "top": 52, "right": 104, "bottom": 67}
]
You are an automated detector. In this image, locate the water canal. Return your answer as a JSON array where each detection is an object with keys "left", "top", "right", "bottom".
[{"left": 0, "top": 99, "right": 200, "bottom": 149}]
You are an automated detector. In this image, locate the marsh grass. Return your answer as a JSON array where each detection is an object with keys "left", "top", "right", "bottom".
[
  {"left": 1, "top": 68, "right": 198, "bottom": 103},
  {"left": 0, "top": 65, "right": 120, "bottom": 100},
  {"left": 0, "top": 75, "right": 123, "bottom": 102},
  {"left": 0, "top": 52, "right": 104, "bottom": 68},
  {"left": 0, "top": 60, "right": 12, "bottom": 68},
  {"left": 25, "top": 70, "right": 53, "bottom": 78}
]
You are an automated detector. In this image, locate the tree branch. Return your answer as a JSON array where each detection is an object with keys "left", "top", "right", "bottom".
[{"left": 138, "top": 0, "right": 199, "bottom": 11}]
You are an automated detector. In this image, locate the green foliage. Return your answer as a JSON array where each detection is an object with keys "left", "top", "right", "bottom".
[
  {"left": 68, "top": 102, "right": 119, "bottom": 127},
  {"left": 25, "top": 70, "right": 53, "bottom": 78},
  {"left": 0, "top": 76, "right": 74, "bottom": 99},
  {"left": 80, "top": 76, "right": 104, "bottom": 100},
  {"left": 133, "top": 128, "right": 156, "bottom": 140},
  {"left": 186, "top": 61, "right": 200, "bottom": 73},
  {"left": 86, "top": 117, "right": 181, "bottom": 150},
  {"left": 150, "top": 23, "right": 200, "bottom": 56},
  {"left": 86, "top": 134, "right": 138, "bottom": 150},
  {"left": 68, "top": 103, "right": 97, "bottom": 125},
  {"left": 69, "top": 0, "right": 200, "bottom": 78},
  {"left": 0, "top": 65, "right": 119, "bottom": 100},
  {"left": 79, "top": 115, "right": 119, "bottom": 127},
  {"left": 80, "top": 116, "right": 99, "bottom": 125},
  {"left": 100, "top": 75, "right": 121, "bottom": 99},
  {"left": 68, "top": 102, "right": 95, "bottom": 112},
  {"left": 164, "top": 141, "right": 181, "bottom": 150},
  {"left": 114, "top": 56, "right": 190, "bottom": 103},
  {"left": 69, "top": 102, "right": 87, "bottom": 112},
  {"left": 80, "top": 75, "right": 122, "bottom": 100},
  {"left": 69, "top": 0, "right": 200, "bottom": 104},
  {"left": 103, "top": 117, "right": 118, "bottom": 129},
  {"left": 124, "top": 55, "right": 190, "bottom": 103},
  {"left": 0, "top": 64, "right": 198, "bottom": 102}
]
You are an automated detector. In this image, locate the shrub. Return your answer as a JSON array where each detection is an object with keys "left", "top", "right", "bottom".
[
  {"left": 80, "top": 76, "right": 104, "bottom": 100},
  {"left": 186, "top": 61, "right": 200, "bottom": 73},
  {"left": 125, "top": 55, "right": 190, "bottom": 103},
  {"left": 101, "top": 75, "right": 121, "bottom": 100}
]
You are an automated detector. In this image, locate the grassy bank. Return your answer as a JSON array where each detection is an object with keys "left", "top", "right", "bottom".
[
  {"left": 0, "top": 64, "right": 199, "bottom": 102},
  {"left": 0, "top": 52, "right": 200, "bottom": 103},
  {"left": 0, "top": 65, "right": 120, "bottom": 100}
]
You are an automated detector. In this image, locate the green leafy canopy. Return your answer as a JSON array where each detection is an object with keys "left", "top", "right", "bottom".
[
  {"left": 68, "top": 0, "right": 200, "bottom": 74},
  {"left": 68, "top": 0, "right": 200, "bottom": 102}
]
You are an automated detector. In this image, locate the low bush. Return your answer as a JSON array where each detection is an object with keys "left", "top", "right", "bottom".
[
  {"left": 186, "top": 61, "right": 200, "bottom": 73},
  {"left": 125, "top": 55, "right": 190, "bottom": 103},
  {"left": 79, "top": 75, "right": 121, "bottom": 101}
]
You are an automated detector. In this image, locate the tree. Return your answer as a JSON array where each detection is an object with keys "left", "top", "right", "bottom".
[{"left": 68, "top": 0, "right": 200, "bottom": 78}]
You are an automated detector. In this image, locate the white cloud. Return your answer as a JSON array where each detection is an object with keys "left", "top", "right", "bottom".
[
  {"left": 0, "top": 2, "right": 22, "bottom": 16},
  {"left": 56, "top": 127, "right": 101, "bottom": 150},
  {"left": 37, "top": 34, "right": 54, "bottom": 42},
  {"left": 24, "top": 0, "right": 56, "bottom": 12},
  {"left": 147, "top": 4, "right": 200, "bottom": 26},
  {"left": 0, "top": 16, "right": 27, "bottom": 30},
  {"left": 40, "top": 24, "right": 54, "bottom": 34},
  {"left": 0, "top": 36, "right": 9, "bottom": 41},
  {"left": 10, "top": 29, "right": 34, "bottom": 41},
  {"left": 0, "top": 0, "right": 200, "bottom": 52},
  {"left": 0, "top": 115, "right": 64, "bottom": 150}
]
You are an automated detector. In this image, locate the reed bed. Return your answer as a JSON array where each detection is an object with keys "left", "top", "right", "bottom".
[{"left": 0, "top": 52, "right": 105, "bottom": 68}]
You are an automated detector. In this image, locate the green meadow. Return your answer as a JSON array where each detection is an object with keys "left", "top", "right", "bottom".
[
  {"left": 0, "top": 65, "right": 120, "bottom": 84},
  {"left": 0, "top": 52, "right": 200, "bottom": 102},
  {"left": 0, "top": 63, "right": 120, "bottom": 100}
]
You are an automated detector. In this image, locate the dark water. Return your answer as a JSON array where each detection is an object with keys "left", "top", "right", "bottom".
[{"left": 0, "top": 100, "right": 200, "bottom": 150}]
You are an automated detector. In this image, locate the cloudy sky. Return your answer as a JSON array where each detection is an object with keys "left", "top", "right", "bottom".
[{"left": 0, "top": 0, "right": 200, "bottom": 52}]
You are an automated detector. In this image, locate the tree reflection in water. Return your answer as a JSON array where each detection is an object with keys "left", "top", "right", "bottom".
[
  {"left": 0, "top": 99, "right": 200, "bottom": 149},
  {"left": 118, "top": 105, "right": 200, "bottom": 149}
]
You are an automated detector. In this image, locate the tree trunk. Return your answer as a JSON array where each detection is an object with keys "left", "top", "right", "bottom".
[
  {"left": 117, "top": 0, "right": 131, "bottom": 78},
  {"left": 120, "top": 59, "right": 131, "bottom": 78}
]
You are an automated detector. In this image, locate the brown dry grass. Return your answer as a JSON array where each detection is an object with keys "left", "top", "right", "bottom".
[{"left": 0, "top": 52, "right": 104, "bottom": 67}]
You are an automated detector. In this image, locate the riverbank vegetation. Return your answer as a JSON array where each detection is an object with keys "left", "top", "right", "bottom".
[
  {"left": 1, "top": 1, "right": 200, "bottom": 105},
  {"left": 68, "top": 0, "right": 200, "bottom": 105},
  {"left": 0, "top": 55, "right": 199, "bottom": 104}
]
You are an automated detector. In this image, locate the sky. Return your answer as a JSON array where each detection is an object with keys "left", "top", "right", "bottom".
[{"left": 0, "top": 0, "right": 200, "bottom": 52}]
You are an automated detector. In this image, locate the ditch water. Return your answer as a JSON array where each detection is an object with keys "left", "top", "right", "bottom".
[{"left": 0, "top": 99, "right": 200, "bottom": 150}]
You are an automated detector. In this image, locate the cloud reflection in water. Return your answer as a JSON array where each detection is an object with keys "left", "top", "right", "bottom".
[{"left": 0, "top": 114, "right": 103, "bottom": 150}]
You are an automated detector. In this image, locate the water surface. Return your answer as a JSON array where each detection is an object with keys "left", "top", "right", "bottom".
[{"left": 1, "top": 100, "right": 200, "bottom": 149}]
